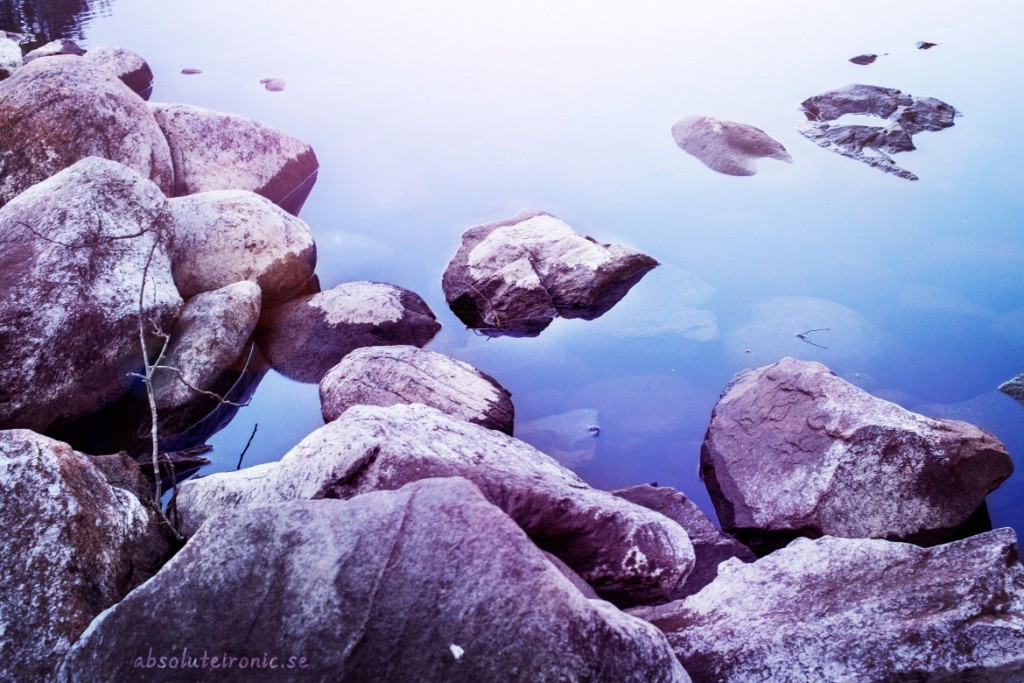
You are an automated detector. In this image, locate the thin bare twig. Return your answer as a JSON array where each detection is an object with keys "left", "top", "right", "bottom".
[
  {"left": 796, "top": 328, "right": 830, "bottom": 349},
  {"left": 237, "top": 423, "right": 258, "bottom": 470}
]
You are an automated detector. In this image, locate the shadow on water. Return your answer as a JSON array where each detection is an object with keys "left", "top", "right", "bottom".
[{"left": 0, "top": 0, "right": 112, "bottom": 49}]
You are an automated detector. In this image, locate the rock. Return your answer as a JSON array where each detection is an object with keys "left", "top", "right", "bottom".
[
  {"left": 797, "top": 83, "right": 958, "bottom": 180},
  {"left": 169, "top": 190, "right": 317, "bottom": 302},
  {"left": 177, "top": 403, "right": 696, "bottom": 606},
  {"left": 260, "top": 77, "right": 286, "bottom": 92},
  {"left": 613, "top": 484, "right": 755, "bottom": 598},
  {"left": 150, "top": 102, "right": 319, "bottom": 214},
  {"left": 442, "top": 210, "right": 658, "bottom": 337},
  {"left": 849, "top": 53, "right": 877, "bottom": 65},
  {"left": 671, "top": 116, "right": 792, "bottom": 176},
  {"left": 22, "top": 38, "right": 85, "bottom": 62},
  {"left": 319, "top": 345, "right": 514, "bottom": 434},
  {"left": 0, "top": 33, "right": 22, "bottom": 79},
  {"left": 701, "top": 358, "right": 1013, "bottom": 553},
  {"left": 61, "top": 478, "right": 690, "bottom": 682},
  {"left": 84, "top": 46, "right": 154, "bottom": 99},
  {"left": 0, "top": 157, "right": 181, "bottom": 434},
  {"left": 515, "top": 408, "right": 602, "bottom": 467},
  {"left": 633, "top": 529, "right": 1024, "bottom": 682},
  {"left": 180, "top": 68, "right": 202, "bottom": 75},
  {"left": 0, "top": 56, "right": 173, "bottom": 206},
  {"left": 1000, "top": 373, "right": 1024, "bottom": 408},
  {"left": 917, "top": 41, "right": 939, "bottom": 50},
  {"left": 0, "top": 430, "right": 174, "bottom": 681},
  {"left": 259, "top": 282, "right": 441, "bottom": 384}
]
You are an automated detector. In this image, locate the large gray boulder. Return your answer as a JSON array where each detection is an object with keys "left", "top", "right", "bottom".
[
  {"left": 798, "top": 83, "right": 958, "bottom": 180},
  {"left": 634, "top": 529, "right": 1024, "bottom": 682},
  {"left": 613, "top": 484, "right": 755, "bottom": 599},
  {"left": 0, "top": 430, "right": 174, "bottom": 682},
  {"left": 83, "top": 46, "right": 154, "bottom": 99},
  {"left": 177, "top": 403, "right": 695, "bottom": 606},
  {"left": 259, "top": 282, "right": 441, "bottom": 384},
  {"left": 169, "top": 190, "right": 317, "bottom": 302},
  {"left": 61, "top": 478, "right": 689, "bottom": 682},
  {"left": 1000, "top": 372, "right": 1024, "bottom": 408},
  {"left": 671, "top": 116, "right": 791, "bottom": 176},
  {"left": 0, "top": 55, "right": 173, "bottom": 206},
  {"left": 22, "top": 38, "right": 85, "bottom": 62},
  {"left": 0, "top": 33, "right": 21, "bottom": 79},
  {"left": 0, "top": 157, "right": 181, "bottom": 434},
  {"left": 319, "top": 345, "right": 514, "bottom": 434},
  {"left": 701, "top": 358, "right": 1012, "bottom": 553},
  {"left": 442, "top": 209, "right": 658, "bottom": 337},
  {"left": 150, "top": 102, "right": 319, "bottom": 214}
]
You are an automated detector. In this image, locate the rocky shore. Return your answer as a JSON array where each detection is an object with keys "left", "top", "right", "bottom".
[{"left": 0, "top": 40, "right": 1022, "bottom": 682}]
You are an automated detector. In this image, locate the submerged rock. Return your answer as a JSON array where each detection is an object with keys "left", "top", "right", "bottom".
[
  {"left": 798, "top": 83, "right": 958, "bottom": 180},
  {"left": 701, "top": 358, "right": 1012, "bottom": 553},
  {"left": 634, "top": 530, "right": 1024, "bottom": 682},
  {"left": 177, "top": 403, "right": 696, "bottom": 606},
  {"left": 442, "top": 209, "right": 657, "bottom": 337},
  {"left": 168, "top": 190, "right": 317, "bottom": 302},
  {"left": 0, "top": 430, "right": 174, "bottom": 682},
  {"left": 1001, "top": 372, "right": 1024, "bottom": 408},
  {"left": 613, "top": 484, "right": 755, "bottom": 599},
  {"left": 319, "top": 345, "right": 514, "bottom": 434},
  {"left": 516, "top": 408, "right": 601, "bottom": 467},
  {"left": 0, "top": 157, "right": 180, "bottom": 434},
  {"left": 150, "top": 102, "right": 319, "bottom": 214},
  {"left": 84, "top": 46, "right": 154, "bottom": 99},
  {"left": 849, "top": 53, "right": 877, "bottom": 65},
  {"left": 0, "top": 56, "right": 173, "bottom": 206},
  {"left": 259, "top": 282, "right": 441, "bottom": 384},
  {"left": 671, "top": 116, "right": 792, "bottom": 176},
  {"left": 22, "top": 38, "right": 85, "bottom": 62},
  {"left": 62, "top": 478, "right": 690, "bottom": 682}
]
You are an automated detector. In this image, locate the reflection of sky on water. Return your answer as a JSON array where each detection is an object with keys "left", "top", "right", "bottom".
[{"left": 82, "top": 2, "right": 1024, "bottom": 532}]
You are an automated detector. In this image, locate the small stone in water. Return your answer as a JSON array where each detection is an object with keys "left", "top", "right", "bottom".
[
  {"left": 260, "top": 77, "right": 286, "bottom": 92},
  {"left": 181, "top": 68, "right": 202, "bottom": 75},
  {"left": 849, "top": 54, "right": 877, "bottom": 65},
  {"left": 917, "top": 41, "right": 939, "bottom": 50}
]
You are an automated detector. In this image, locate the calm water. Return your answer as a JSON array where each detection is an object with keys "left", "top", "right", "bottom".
[{"left": 20, "top": 2, "right": 1024, "bottom": 531}]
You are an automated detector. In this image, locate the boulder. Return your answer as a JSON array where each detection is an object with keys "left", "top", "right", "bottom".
[
  {"left": 0, "top": 56, "right": 173, "bottom": 206},
  {"left": 259, "top": 282, "right": 441, "bottom": 384},
  {"left": 0, "top": 33, "right": 21, "bottom": 79},
  {"left": 849, "top": 54, "right": 878, "bottom": 65},
  {"left": 22, "top": 38, "right": 86, "bottom": 62},
  {"left": 1000, "top": 373, "right": 1024, "bottom": 408},
  {"left": 169, "top": 190, "right": 317, "bottom": 302},
  {"left": 671, "top": 116, "right": 792, "bottom": 176},
  {"left": 798, "top": 83, "right": 958, "bottom": 180},
  {"left": 0, "top": 157, "right": 181, "bottom": 434},
  {"left": 613, "top": 484, "right": 755, "bottom": 598},
  {"left": 177, "top": 403, "right": 695, "bottom": 606},
  {"left": 61, "top": 478, "right": 689, "bottom": 682},
  {"left": 84, "top": 46, "right": 154, "bottom": 99},
  {"left": 319, "top": 345, "right": 514, "bottom": 434},
  {"left": 442, "top": 209, "right": 658, "bottom": 337},
  {"left": 701, "top": 358, "right": 1012, "bottom": 553},
  {"left": 633, "top": 529, "right": 1024, "bottom": 682},
  {"left": 150, "top": 102, "right": 319, "bottom": 214},
  {"left": 0, "top": 430, "right": 174, "bottom": 682}
]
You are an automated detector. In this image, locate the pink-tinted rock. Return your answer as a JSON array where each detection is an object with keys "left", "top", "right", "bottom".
[
  {"left": 671, "top": 116, "right": 792, "bottom": 176},
  {"left": 84, "top": 46, "right": 154, "bottom": 99}
]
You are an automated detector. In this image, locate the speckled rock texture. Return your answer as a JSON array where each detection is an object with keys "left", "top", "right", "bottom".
[
  {"left": 798, "top": 83, "right": 958, "bottom": 180},
  {"left": 0, "top": 157, "right": 181, "bottom": 434},
  {"left": 83, "top": 46, "right": 154, "bottom": 99},
  {"left": 632, "top": 529, "right": 1024, "bottom": 683},
  {"left": 701, "top": 358, "right": 1012, "bottom": 553},
  {"left": 150, "top": 102, "right": 319, "bottom": 214},
  {"left": 1000, "top": 373, "right": 1024, "bottom": 408},
  {"left": 0, "top": 56, "right": 173, "bottom": 207},
  {"left": 61, "top": 478, "right": 690, "bottom": 682},
  {"left": 177, "top": 403, "right": 695, "bottom": 606},
  {"left": 0, "top": 430, "right": 174, "bottom": 682},
  {"left": 259, "top": 282, "right": 441, "bottom": 384},
  {"left": 0, "top": 33, "right": 22, "bottom": 79},
  {"left": 613, "top": 484, "right": 755, "bottom": 598},
  {"left": 319, "top": 345, "right": 514, "bottom": 434},
  {"left": 442, "top": 209, "right": 658, "bottom": 337},
  {"left": 168, "top": 190, "right": 317, "bottom": 302},
  {"left": 671, "top": 116, "right": 791, "bottom": 176}
]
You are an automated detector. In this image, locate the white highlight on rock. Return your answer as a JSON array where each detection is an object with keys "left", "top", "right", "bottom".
[
  {"left": 311, "top": 282, "right": 406, "bottom": 326},
  {"left": 449, "top": 644, "right": 464, "bottom": 660}
]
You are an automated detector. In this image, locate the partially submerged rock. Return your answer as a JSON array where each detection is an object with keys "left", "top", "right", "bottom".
[
  {"left": 613, "top": 484, "right": 755, "bottom": 599},
  {"left": 0, "top": 430, "right": 174, "bottom": 682},
  {"left": 84, "top": 46, "right": 154, "bottom": 99},
  {"left": 0, "top": 157, "right": 180, "bottom": 434},
  {"left": 177, "top": 403, "right": 696, "bottom": 606},
  {"left": 260, "top": 77, "right": 286, "bottom": 92},
  {"left": 671, "top": 116, "right": 792, "bottom": 176},
  {"left": 319, "top": 345, "right": 514, "bottom": 434},
  {"left": 917, "top": 41, "right": 939, "bottom": 50},
  {"left": 0, "top": 56, "right": 173, "bottom": 206},
  {"left": 22, "top": 38, "right": 85, "bottom": 62},
  {"left": 150, "top": 102, "right": 319, "bottom": 214},
  {"left": 798, "top": 83, "right": 958, "bottom": 180},
  {"left": 168, "top": 190, "right": 317, "bottom": 302},
  {"left": 634, "top": 529, "right": 1024, "bottom": 682},
  {"left": 849, "top": 53, "right": 877, "bottom": 65},
  {"left": 62, "top": 478, "right": 690, "bottom": 682},
  {"left": 1000, "top": 373, "right": 1024, "bottom": 408},
  {"left": 259, "top": 282, "right": 441, "bottom": 384},
  {"left": 442, "top": 210, "right": 658, "bottom": 337},
  {"left": 701, "top": 358, "right": 1012, "bottom": 553}
]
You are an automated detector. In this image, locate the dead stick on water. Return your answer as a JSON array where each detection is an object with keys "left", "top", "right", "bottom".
[
  {"left": 237, "top": 423, "right": 258, "bottom": 470},
  {"left": 796, "top": 328, "right": 830, "bottom": 349}
]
